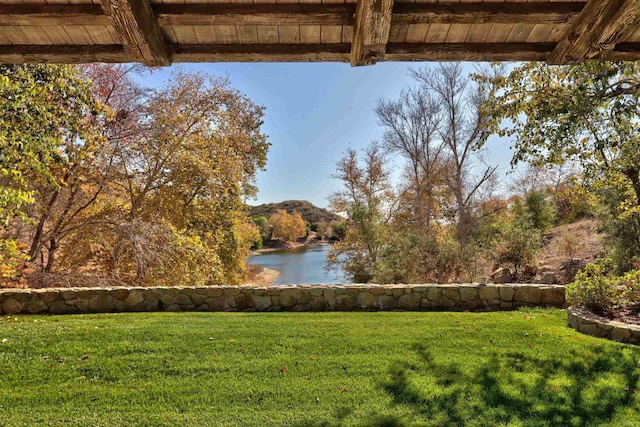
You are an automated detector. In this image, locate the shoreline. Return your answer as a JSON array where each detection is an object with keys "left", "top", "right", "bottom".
[
  {"left": 249, "top": 240, "right": 331, "bottom": 256},
  {"left": 244, "top": 265, "right": 280, "bottom": 286}
]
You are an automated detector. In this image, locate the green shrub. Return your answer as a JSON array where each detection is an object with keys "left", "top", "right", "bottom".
[
  {"left": 494, "top": 221, "right": 542, "bottom": 274},
  {"left": 566, "top": 258, "right": 620, "bottom": 315},
  {"left": 525, "top": 190, "right": 556, "bottom": 231},
  {"left": 618, "top": 267, "right": 640, "bottom": 306},
  {"left": 252, "top": 236, "right": 263, "bottom": 250}
]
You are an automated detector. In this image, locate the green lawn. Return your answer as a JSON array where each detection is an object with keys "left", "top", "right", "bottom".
[{"left": 0, "top": 310, "right": 639, "bottom": 426}]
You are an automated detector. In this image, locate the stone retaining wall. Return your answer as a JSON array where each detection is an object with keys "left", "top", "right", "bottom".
[
  {"left": 0, "top": 284, "right": 565, "bottom": 315},
  {"left": 568, "top": 306, "right": 640, "bottom": 345}
]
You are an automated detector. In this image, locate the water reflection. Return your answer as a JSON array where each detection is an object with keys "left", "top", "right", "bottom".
[{"left": 248, "top": 244, "right": 347, "bottom": 285}]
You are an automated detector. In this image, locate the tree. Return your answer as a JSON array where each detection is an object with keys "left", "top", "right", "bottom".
[
  {"left": 412, "top": 63, "right": 498, "bottom": 247},
  {"left": 0, "top": 64, "right": 104, "bottom": 282},
  {"left": 268, "top": 210, "right": 306, "bottom": 242},
  {"left": 375, "top": 87, "right": 446, "bottom": 230},
  {"left": 329, "top": 143, "right": 395, "bottom": 282},
  {"left": 480, "top": 61, "right": 640, "bottom": 270},
  {"left": 1, "top": 64, "right": 270, "bottom": 287},
  {"left": 85, "top": 66, "right": 269, "bottom": 285}
]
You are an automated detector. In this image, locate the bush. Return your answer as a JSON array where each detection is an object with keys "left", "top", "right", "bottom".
[
  {"left": 252, "top": 236, "right": 262, "bottom": 250},
  {"left": 618, "top": 268, "right": 640, "bottom": 306},
  {"left": 494, "top": 221, "right": 541, "bottom": 274},
  {"left": 566, "top": 258, "right": 620, "bottom": 315},
  {"left": 525, "top": 190, "right": 556, "bottom": 231}
]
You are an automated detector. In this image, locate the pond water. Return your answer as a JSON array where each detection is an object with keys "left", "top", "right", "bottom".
[{"left": 248, "top": 244, "right": 348, "bottom": 285}]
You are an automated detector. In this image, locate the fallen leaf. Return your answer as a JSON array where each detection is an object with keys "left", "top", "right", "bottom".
[
  {"left": 341, "top": 388, "right": 348, "bottom": 393},
  {"left": 309, "top": 355, "right": 316, "bottom": 360},
  {"left": 279, "top": 366, "right": 287, "bottom": 373}
]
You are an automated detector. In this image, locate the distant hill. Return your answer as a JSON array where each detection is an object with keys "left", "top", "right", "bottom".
[{"left": 249, "top": 200, "right": 342, "bottom": 224}]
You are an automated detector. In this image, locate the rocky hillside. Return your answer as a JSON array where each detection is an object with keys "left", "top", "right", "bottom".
[
  {"left": 248, "top": 200, "right": 342, "bottom": 224},
  {"left": 490, "top": 219, "right": 606, "bottom": 285},
  {"left": 537, "top": 219, "right": 605, "bottom": 284}
]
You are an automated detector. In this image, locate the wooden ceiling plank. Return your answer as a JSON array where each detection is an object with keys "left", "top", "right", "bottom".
[
  {"left": 0, "top": 44, "right": 128, "bottom": 63},
  {"left": 609, "top": 42, "right": 640, "bottom": 60},
  {"left": 156, "top": 4, "right": 355, "bottom": 26},
  {"left": 155, "top": 2, "right": 583, "bottom": 27},
  {"left": 169, "top": 42, "right": 351, "bottom": 62},
  {"left": 101, "top": 0, "right": 171, "bottom": 65},
  {"left": 392, "top": 2, "right": 584, "bottom": 25},
  {"left": 548, "top": 0, "right": 640, "bottom": 64},
  {"left": 350, "top": 0, "right": 393, "bottom": 66},
  {"left": 0, "top": 4, "right": 111, "bottom": 26},
  {"left": 384, "top": 42, "right": 554, "bottom": 61}
]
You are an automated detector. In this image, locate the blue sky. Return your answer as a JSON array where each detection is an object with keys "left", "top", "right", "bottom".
[{"left": 144, "top": 62, "right": 515, "bottom": 209}]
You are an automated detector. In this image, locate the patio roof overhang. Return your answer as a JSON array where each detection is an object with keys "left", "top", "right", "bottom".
[{"left": 0, "top": 0, "right": 639, "bottom": 66}]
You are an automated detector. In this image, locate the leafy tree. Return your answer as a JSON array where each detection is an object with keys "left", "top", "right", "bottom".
[
  {"left": 480, "top": 61, "right": 640, "bottom": 270},
  {"left": 1, "top": 64, "right": 269, "bottom": 287},
  {"left": 331, "top": 221, "right": 348, "bottom": 241},
  {"left": 268, "top": 210, "right": 306, "bottom": 242},
  {"left": 524, "top": 190, "right": 556, "bottom": 232},
  {"left": 0, "top": 64, "right": 104, "bottom": 282},
  {"left": 85, "top": 65, "right": 269, "bottom": 285},
  {"left": 493, "top": 217, "right": 542, "bottom": 276},
  {"left": 329, "top": 143, "right": 395, "bottom": 282}
]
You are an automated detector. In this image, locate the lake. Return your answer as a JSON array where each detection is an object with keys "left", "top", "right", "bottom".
[{"left": 248, "top": 244, "right": 348, "bottom": 285}]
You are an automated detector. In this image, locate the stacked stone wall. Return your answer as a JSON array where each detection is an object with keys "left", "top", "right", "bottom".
[
  {"left": 0, "top": 284, "right": 566, "bottom": 315},
  {"left": 568, "top": 306, "right": 640, "bottom": 345}
]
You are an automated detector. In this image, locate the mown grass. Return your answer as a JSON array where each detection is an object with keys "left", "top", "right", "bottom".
[{"left": 0, "top": 309, "right": 639, "bottom": 426}]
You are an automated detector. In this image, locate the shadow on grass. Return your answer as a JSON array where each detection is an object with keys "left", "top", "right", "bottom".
[{"left": 377, "top": 342, "right": 639, "bottom": 426}]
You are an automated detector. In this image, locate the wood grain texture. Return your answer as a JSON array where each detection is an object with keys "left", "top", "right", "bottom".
[
  {"left": 385, "top": 42, "right": 554, "bottom": 61},
  {"left": 392, "top": 2, "right": 584, "bottom": 25},
  {"left": 548, "top": 0, "right": 640, "bottom": 63},
  {"left": 101, "top": 0, "right": 171, "bottom": 65},
  {"left": 170, "top": 42, "right": 350, "bottom": 61},
  {"left": 350, "top": 0, "right": 393, "bottom": 66},
  {"left": 0, "top": 4, "right": 111, "bottom": 26},
  {"left": 0, "top": 44, "right": 127, "bottom": 62},
  {"left": 156, "top": 4, "right": 355, "bottom": 25}
]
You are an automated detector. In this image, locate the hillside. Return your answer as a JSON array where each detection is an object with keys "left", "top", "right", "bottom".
[
  {"left": 537, "top": 219, "right": 606, "bottom": 284},
  {"left": 249, "top": 200, "right": 342, "bottom": 224}
]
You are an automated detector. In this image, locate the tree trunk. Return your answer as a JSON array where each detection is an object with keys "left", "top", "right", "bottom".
[
  {"left": 28, "top": 188, "right": 61, "bottom": 262},
  {"left": 44, "top": 237, "right": 58, "bottom": 273}
]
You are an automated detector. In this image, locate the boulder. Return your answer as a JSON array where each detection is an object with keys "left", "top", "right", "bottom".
[
  {"left": 492, "top": 268, "right": 512, "bottom": 284},
  {"left": 540, "top": 272, "right": 557, "bottom": 285}
]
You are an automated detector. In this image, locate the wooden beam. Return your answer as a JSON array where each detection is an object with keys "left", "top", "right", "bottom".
[
  {"left": 170, "top": 43, "right": 350, "bottom": 62},
  {"left": 608, "top": 42, "right": 640, "bottom": 60},
  {"left": 101, "top": 0, "right": 171, "bottom": 66},
  {"left": 4, "top": 41, "right": 636, "bottom": 64},
  {"left": 351, "top": 0, "right": 393, "bottom": 66},
  {"left": 0, "top": 4, "right": 111, "bottom": 26},
  {"left": 385, "top": 43, "right": 555, "bottom": 62},
  {"left": 0, "top": 45, "right": 128, "bottom": 63},
  {"left": 392, "top": 2, "right": 583, "bottom": 25},
  {"left": 548, "top": 0, "right": 640, "bottom": 64},
  {"left": 156, "top": 4, "right": 354, "bottom": 26},
  {"left": 0, "top": 2, "right": 584, "bottom": 28}
]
